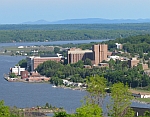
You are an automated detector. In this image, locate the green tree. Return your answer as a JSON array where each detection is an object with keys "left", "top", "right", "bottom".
[
  {"left": 72, "top": 60, "right": 84, "bottom": 68},
  {"left": 84, "top": 58, "right": 92, "bottom": 66},
  {"left": 86, "top": 75, "right": 107, "bottom": 107},
  {"left": 9, "top": 73, "right": 17, "bottom": 78},
  {"left": 18, "top": 59, "right": 27, "bottom": 68},
  {"left": 0, "top": 100, "right": 10, "bottom": 117},
  {"left": 140, "top": 111, "right": 150, "bottom": 117},
  {"left": 75, "top": 103, "right": 102, "bottom": 117},
  {"left": 109, "top": 82, "right": 134, "bottom": 117},
  {"left": 53, "top": 111, "right": 71, "bottom": 117},
  {"left": 108, "top": 59, "right": 115, "bottom": 69},
  {"left": 54, "top": 47, "right": 60, "bottom": 54}
]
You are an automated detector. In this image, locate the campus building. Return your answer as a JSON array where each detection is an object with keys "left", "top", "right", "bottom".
[
  {"left": 128, "top": 58, "right": 140, "bottom": 68},
  {"left": 92, "top": 44, "right": 108, "bottom": 65},
  {"left": 67, "top": 48, "right": 93, "bottom": 64},
  {"left": 67, "top": 44, "right": 108, "bottom": 65},
  {"left": 10, "top": 66, "right": 25, "bottom": 76},
  {"left": 27, "top": 54, "right": 64, "bottom": 71}
]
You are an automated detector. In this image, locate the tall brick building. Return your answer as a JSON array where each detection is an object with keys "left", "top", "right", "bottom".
[
  {"left": 67, "top": 44, "right": 108, "bottom": 65},
  {"left": 27, "top": 54, "right": 64, "bottom": 71},
  {"left": 92, "top": 44, "right": 108, "bottom": 65}
]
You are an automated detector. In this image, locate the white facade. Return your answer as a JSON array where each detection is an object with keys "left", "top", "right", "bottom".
[
  {"left": 108, "top": 56, "right": 120, "bottom": 61},
  {"left": 115, "top": 43, "right": 122, "bottom": 49},
  {"left": 11, "top": 66, "right": 25, "bottom": 75}
]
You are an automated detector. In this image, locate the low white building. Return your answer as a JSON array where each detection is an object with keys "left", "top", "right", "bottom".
[
  {"left": 132, "top": 93, "right": 150, "bottom": 98},
  {"left": 18, "top": 46, "right": 24, "bottom": 49},
  {"left": 115, "top": 43, "right": 122, "bottom": 49},
  {"left": 108, "top": 56, "right": 120, "bottom": 61},
  {"left": 10, "top": 66, "right": 25, "bottom": 75}
]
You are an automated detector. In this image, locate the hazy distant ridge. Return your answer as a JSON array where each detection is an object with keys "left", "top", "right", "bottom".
[{"left": 23, "top": 18, "right": 150, "bottom": 24}]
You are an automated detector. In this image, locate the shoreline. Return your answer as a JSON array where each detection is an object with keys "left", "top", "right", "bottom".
[
  {"left": 4, "top": 74, "right": 86, "bottom": 91},
  {"left": 10, "top": 106, "right": 65, "bottom": 117}
]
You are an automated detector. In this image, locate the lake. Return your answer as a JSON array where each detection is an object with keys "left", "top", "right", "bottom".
[
  {"left": 0, "top": 39, "right": 111, "bottom": 47},
  {"left": 0, "top": 55, "right": 86, "bottom": 113}
]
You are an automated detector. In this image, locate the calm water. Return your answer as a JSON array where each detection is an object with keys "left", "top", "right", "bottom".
[
  {"left": 0, "top": 39, "right": 110, "bottom": 47},
  {"left": 0, "top": 55, "right": 86, "bottom": 112}
]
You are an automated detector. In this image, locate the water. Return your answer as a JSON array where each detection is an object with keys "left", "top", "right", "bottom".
[
  {"left": 0, "top": 39, "right": 110, "bottom": 47},
  {"left": 0, "top": 55, "right": 86, "bottom": 112}
]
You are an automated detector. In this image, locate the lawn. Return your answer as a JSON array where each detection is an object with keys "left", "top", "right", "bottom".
[
  {"left": 129, "top": 88, "right": 150, "bottom": 95},
  {"left": 136, "top": 98, "right": 150, "bottom": 103}
]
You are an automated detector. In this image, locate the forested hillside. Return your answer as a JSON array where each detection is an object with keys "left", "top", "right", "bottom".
[
  {"left": 104, "top": 34, "right": 150, "bottom": 53},
  {"left": 1, "top": 23, "right": 150, "bottom": 43}
]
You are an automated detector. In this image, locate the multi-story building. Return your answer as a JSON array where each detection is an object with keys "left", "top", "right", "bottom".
[
  {"left": 128, "top": 58, "right": 139, "bottom": 68},
  {"left": 27, "top": 54, "right": 64, "bottom": 71},
  {"left": 67, "top": 48, "right": 93, "bottom": 64},
  {"left": 92, "top": 44, "right": 108, "bottom": 65},
  {"left": 67, "top": 44, "right": 108, "bottom": 65}
]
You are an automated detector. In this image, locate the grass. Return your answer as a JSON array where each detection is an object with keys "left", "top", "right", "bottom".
[
  {"left": 129, "top": 88, "right": 150, "bottom": 95},
  {"left": 136, "top": 98, "right": 150, "bottom": 103}
]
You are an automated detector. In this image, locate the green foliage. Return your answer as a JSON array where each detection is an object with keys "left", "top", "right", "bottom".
[
  {"left": 104, "top": 60, "right": 149, "bottom": 88},
  {"left": 143, "top": 111, "right": 150, "bottom": 117},
  {"left": 53, "top": 111, "right": 72, "bottom": 117},
  {"left": 84, "top": 58, "right": 92, "bottom": 66},
  {"left": 0, "top": 100, "right": 10, "bottom": 117},
  {"left": 86, "top": 75, "right": 107, "bottom": 107},
  {"left": 104, "top": 34, "right": 150, "bottom": 54},
  {"left": 109, "top": 82, "right": 134, "bottom": 117},
  {"left": 1, "top": 23, "right": 150, "bottom": 43},
  {"left": 50, "top": 77, "right": 63, "bottom": 86},
  {"left": 71, "top": 60, "right": 84, "bottom": 68},
  {"left": 36, "top": 58, "right": 150, "bottom": 89},
  {"left": 54, "top": 47, "right": 60, "bottom": 54},
  {"left": 18, "top": 59, "right": 27, "bottom": 68},
  {"left": 9, "top": 73, "right": 17, "bottom": 78},
  {"left": 75, "top": 103, "right": 102, "bottom": 117}
]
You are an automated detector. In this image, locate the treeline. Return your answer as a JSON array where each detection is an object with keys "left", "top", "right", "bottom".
[
  {"left": 1, "top": 23, "right": 150, "bottom": 43},
  {"left": 1, "top": 23, "right": 150, "bottom": 30},
  {"left": 0, "top": 29, "right": 150, "bottom": 43},
  {"left": 103, "top": 34, "right": 150, "bottom": 59},
  {"left": 35, "top": 59, "right": 150, "bottom": 88}
]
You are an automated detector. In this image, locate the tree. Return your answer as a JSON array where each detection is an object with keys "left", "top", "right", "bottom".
[
  {"left": 140, "top": 111, "right": 150, "bottom": 117},
  {"left": 53, "top": 111, "right": 71, "bottom": 117},
  {"left": 108, "top": 59, "right": 115, "bottom": 69},
  {"left": 73, "top": 60, "right": 84, "bottom": 68},
  {"left": 18, "top": 59, "right": 27, "bottom": 68},
  {"left": 108, "top": 82, "right": 134, "bottom": 117},
  {"left": 75, "top": 103, "right": 102, "bottom": 117},
  {"left": 86, "top": 75, "right": 107, "bottom": 107},
  {"left": 9, "top": 73, "right": 17, "bottom": 78},
  {"left": 54, "top": 47, "right": 60, "bottom": 54},
  {"left": 84, "top": 58, "right": 92, "bottom": 66},
  {"left": 0, "top": 100, "right": 10, "bottom": 117}
]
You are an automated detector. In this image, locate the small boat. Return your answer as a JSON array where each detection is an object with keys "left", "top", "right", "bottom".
[{"left": 52, "top": 85, "right": 57, "bottom": 88}]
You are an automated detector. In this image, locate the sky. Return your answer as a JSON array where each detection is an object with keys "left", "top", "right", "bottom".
[{"left": 1, "top": 0, "right": 150, "bottom": 24}]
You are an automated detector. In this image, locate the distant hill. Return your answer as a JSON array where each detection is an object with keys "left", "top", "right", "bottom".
[
  {"left": 22, "top": 18, "right": 150, "bottom": 24},
  {"left": 23, "top": 20, "right": 51, "bottom": 24}
]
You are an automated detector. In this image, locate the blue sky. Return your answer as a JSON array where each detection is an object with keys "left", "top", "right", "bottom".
[{"left": 1, "top": 0, "right": 150, "bottom": 24}]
